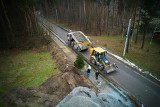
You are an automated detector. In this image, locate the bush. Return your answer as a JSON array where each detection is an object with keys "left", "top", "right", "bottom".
[{"left": 74, "top": 54, "right": 84, "bottom": 69}]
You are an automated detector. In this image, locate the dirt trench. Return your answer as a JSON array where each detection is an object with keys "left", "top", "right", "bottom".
[{"left": 3, "top": 40, "right": 96, "bottom": 107}]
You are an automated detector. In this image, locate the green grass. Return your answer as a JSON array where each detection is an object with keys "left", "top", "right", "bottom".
[
  {"left": 90, "top": 35, "right": 160, "bottom": 78},
  {"left": 0, "top": 49, "right": 59, "bottom": 99},
  {"left": 47, "top": 16, "right": 160, "bottom": 78}
]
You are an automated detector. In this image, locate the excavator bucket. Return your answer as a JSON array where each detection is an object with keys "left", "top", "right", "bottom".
[{"left": 105, "top": 63, "right": 118, "bottom": 74}]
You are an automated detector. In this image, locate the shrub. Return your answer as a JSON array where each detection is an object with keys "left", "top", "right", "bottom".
[{"left": 74, "top": 54, "right": 84, "bottom": 69}]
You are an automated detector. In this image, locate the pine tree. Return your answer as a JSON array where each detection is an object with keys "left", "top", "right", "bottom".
[{"left": 74, "top": 54, "right": 84, "bottom": 69}]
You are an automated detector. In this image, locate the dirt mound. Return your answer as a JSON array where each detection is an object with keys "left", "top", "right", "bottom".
[
  {"left": 3, "top": 42, "right": 96, "bottom": 106},
  {"left": 40, "top": 71, "right": 95, "bottom": 94},
  {"left": 36, "top": 42, "right": 96, "bottom": 105},
  {"left": 49, "top": 43, "right": 71, "bottom": 72}
]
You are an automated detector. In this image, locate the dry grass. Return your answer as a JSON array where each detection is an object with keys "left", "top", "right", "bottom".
[
  {"left": 46, "top": 16, "right": 160, "bottom": 77},
  {"left": 90, "top": 35, "right": 160, "bottom": 77}
]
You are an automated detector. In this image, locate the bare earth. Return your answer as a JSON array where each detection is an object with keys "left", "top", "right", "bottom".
[{"left": 3, "top": 42, "right": 96, "bottom": 106}]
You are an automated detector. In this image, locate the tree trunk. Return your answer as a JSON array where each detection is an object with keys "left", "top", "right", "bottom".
[
  {"left": 0, "top": 0, "right": 15, "bottom": 43},
  {"left": 99, "top": 6, "right": 103, "bottom": 35},
  {"left": 28, "top": 9, "right": 33, "bottom": 37},
  {"left": 135, "top": 20, "right": 139, "bottom": 44},
  {"left": 135, "top": 8, "right": 141, "bottom": 44},
  {"left": 141, "top": 21, "right": 147, "bottom": 49},
  {"left": 0, "top": 13, "right": 10, "bottom": 44},
  {"left": 106, "top": 5, "right": 109, "bottom": 35},
  {"left": 24, "top": 11, "right": 30, "bottom": 36},
  {"left": 83, "top": 0, "right": 86, "bottom": 14},
  {"left": 112, "top": 0, "right": 115, "bottom": 30},
  {"left": 79, "top": 6, "right": 82, "bottom": 30},
  {"left": 103, "top": 6, "right": 106, "bottom": 32}
]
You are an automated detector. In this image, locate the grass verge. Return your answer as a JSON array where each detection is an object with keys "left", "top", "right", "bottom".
[
  {"left": 0, "top": 47, "right": 59, "bottom": 103},
  {"left": 90, "top": 35, "right": 160, "bottom": 78},
  {"left": 46, "top": 16, "right": 160, "bottom": 78}
]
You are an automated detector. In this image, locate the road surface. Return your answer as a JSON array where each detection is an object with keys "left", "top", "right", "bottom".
[{"left": 37, "top": 15, "right": 160, "bottom": 107}]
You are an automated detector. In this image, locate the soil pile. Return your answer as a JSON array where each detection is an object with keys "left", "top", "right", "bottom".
[{"left": 3, "top": 42, "right": 96, "bottom": 106}]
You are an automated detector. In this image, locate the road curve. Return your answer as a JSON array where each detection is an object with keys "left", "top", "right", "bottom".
[{"left": 38, "top": 15, "right": 160, "bottom": 107}]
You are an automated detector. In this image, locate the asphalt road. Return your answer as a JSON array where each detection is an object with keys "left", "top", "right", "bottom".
[
  {"left": 107, "top": 54, "right": 160, "bottom": 107},
  {"left": 37, "top": 15, "right": 160, "bottom": 107}
]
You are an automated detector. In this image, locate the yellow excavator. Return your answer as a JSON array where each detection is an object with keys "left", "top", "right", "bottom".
[{"left": 90, "top": 47, "right": 117, "bottom": 73}]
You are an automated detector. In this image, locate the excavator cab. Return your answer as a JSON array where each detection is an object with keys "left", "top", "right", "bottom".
[{"left": 90, "top": 47, "right": 109, "bottom": 69}]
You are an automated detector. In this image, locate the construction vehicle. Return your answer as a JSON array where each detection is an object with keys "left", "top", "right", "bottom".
[
  {"left": 67, "top": 31, "right": 91, "bottom": 51},
  {"left": 90, "top": 47, "right": 117, "bottom": 73}
]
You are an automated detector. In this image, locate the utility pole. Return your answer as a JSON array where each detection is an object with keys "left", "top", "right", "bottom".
[
  {"left": 83, "top": 0, "right": 86, "bottom": 14},
  {"left": 123, "top": 19, "right": 131, "bottom": 56},
  {"left": 56, "top": 9, "right": 58, "bottom": 22}
]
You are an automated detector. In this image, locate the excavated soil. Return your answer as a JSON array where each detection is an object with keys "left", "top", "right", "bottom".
[{"left": 3, "top": 42, "right": 96, "bottom": 107}]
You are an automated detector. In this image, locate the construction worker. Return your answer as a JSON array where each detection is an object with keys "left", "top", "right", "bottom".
[
  {"left": 86, "top": 65, "right": 91, "bottom": 78},
  {"left": 95, "top": 70, "right": 101, "bottom": 85},
  {"left": 67, "top": 34, "right": 70, "bottom": 42},
  {"left": 95, "top": 70, "right": 100, "bottom": 80},
  {"left": 70, "top": 35, "right": 75, "bottom": 46},
  {"left": 64, "top": 63, "right": 69, "bottom": 72}
]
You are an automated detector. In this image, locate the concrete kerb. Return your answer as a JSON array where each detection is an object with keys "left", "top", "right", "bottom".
[
  {"left": 54, "top": 27, "right": 142, "bottom": 106},
  {"left": 51, "top": 31, "right": 129, "bottom": 102},
  {"left": 51, "top": 22, "right": 71, "bottom": 33},
  {"left": 40, "top": 20, "right": 67, "bottom": 45},
  {"left": 77, "top": 52, "right": 128, "bottom": 100},
  {"left": 91, "top": 65, "right": 130, "bottom": 101},
  {"left": 81, "top": 64, "right": 100, "bottom": 93},
  {"left": 60, "top": 30, "right": 131, "bottom": 102},
  {"left": 82, "top": 60, "right": 142, "bottom": 106},
  {"left": 38, "top": 23, "right": 73, "bottom": 64},
  {"left": 50, "top": 31, "right": 66, "bottom": 45},
  {"left": 38, "top": 17, "right": 142, "bottom": 106},
  {"left": 39, "top": 20, "right": 100, "bottom": 92},
  {"left": 39, "top": 18, "right": 122, "bottom": 95},
  {"left": 107, "top": 51, "right": 160, "bottom": 85},
  {"left": 100, "top": 72, "right": 143, "bottom": 106},
  {"left": 53, "top": 19, "right": 159, "bottom": 84}
]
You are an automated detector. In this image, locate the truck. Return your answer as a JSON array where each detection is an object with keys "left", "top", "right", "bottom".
[
  {"left": 67, "top": 31, "right": 92, "bottom": 51},
  {"left": 67, "top": 31, "right": 117, "bottom": 74}
]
